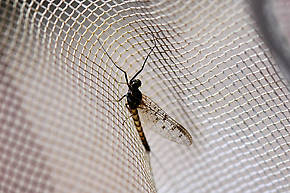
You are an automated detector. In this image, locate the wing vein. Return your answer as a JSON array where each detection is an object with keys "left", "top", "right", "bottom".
[{"left": 138, "top": 95, "right": 192, "bottom": 146}]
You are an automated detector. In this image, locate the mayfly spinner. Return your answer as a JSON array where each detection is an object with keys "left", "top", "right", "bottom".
[{"left": 98, "top": 34, "right": 192, "bottom": 152}]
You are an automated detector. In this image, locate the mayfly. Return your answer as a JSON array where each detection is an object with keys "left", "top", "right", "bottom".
[{"left": 98, "top": 34, "right": 192, "bottom": 152}]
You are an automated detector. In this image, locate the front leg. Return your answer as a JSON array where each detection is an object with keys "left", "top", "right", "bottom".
[{"left": 117, "top": 94, "right": 127, "bottom": 102}]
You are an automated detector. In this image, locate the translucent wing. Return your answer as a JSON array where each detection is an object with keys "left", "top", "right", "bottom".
[{"left": 138, "top": 94, "right": 192, "bottom": 146}]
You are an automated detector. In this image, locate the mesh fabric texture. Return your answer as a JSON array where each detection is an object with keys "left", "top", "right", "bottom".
[{"left": 0, "top": 0, "right": 289, "bottom": 193}]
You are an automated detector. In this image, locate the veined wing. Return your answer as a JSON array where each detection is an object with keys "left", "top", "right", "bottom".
[{"left": 138, "top": 94, "right": 192, "bottom": 146}]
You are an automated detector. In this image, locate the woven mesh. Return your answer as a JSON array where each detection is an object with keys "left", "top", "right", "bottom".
[{"left": 0, "top": 0, "right": 289, "bottom": 193}]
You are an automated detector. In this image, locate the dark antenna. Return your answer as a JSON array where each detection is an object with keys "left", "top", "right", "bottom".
[
  {"left": 130, "top": 34, "right": 157, "bottom": 81},
  {"left": 96, "top": 32, "right": 157, "bottom": 85},
  {"left": 96, "top": 37, "right": 129, "bottom": 85}
]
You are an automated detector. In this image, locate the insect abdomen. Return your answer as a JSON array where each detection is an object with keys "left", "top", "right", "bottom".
[{"left": 130, "top": 108, "right": 150, "bottom": 152}]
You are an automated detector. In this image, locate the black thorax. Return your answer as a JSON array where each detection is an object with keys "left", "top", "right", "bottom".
[{"left": 126, "top": 79, "right": 142, "bottom": 109}]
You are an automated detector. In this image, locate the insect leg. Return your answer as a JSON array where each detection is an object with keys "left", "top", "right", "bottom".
[
  {"left": 117, "top": 94, "right": 127, "bottom": 102},
  {"left": 105, "top": 94, "right": 126, "bottom": 104},
  {"left": 122, "top": 114, "right": 133, "bottom": 125}
]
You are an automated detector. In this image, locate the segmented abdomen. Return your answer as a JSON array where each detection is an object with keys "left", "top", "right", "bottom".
[{"left": 130, "top": 108, "right": 150, "bottom": 152}]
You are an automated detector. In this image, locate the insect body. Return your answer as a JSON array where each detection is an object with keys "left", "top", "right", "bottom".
[
  {"left": 97, "top": 35, "right": 192, "bottom": 152},
  {"left": 126, "top": 79, "right": 151, "bottom": 151}
]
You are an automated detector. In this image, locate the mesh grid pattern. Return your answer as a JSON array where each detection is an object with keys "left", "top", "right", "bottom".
[{"left": 0, "top": 0, "right": 289, "bottom": 193}]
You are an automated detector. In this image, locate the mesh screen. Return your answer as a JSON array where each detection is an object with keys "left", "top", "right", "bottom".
[{"left": 0, "top": 0, "right": 289, "bottom": 193}]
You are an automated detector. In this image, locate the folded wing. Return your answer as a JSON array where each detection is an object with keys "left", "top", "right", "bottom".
[{"left": 138, "top": 94, "right": 192, "bottom": 146}]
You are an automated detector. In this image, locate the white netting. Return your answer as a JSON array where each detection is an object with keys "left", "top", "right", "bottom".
[{"left": 0, "top": 0, "right": 289, "bottom": 193}]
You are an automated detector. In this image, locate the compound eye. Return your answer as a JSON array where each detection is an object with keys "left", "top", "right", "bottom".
[
  {"left": 134, "top": 79, "right": 141, "bottom": 87},
  {"left": 136, "top": 79, "right": 141, "bottom": 86},
  {"left": 130, "top": 79, "right": 141, "bottom": 87}
]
